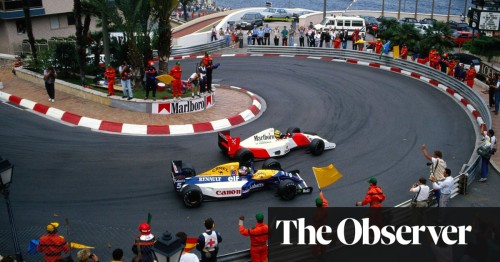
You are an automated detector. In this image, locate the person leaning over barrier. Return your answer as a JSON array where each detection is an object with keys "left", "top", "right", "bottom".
[
  {"left": 430, "top": 168, "right": 454, "bottom": 207},
  {"left": 409, "top": 177, "right": 430, "bottom": 207}
]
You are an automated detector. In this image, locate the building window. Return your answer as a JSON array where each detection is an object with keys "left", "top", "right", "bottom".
[
  {"left": 50, "top": 16, "right": 60, "bottom": 29},
  {"left": 67, "top": 13, "right": 75, "bottom": 26},
  {"left": 16, "top": 20, "right": 26, "bottom": 34}
]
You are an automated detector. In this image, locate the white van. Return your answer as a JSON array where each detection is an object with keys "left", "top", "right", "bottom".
[{"left": 314, "top": 16, "right": 366, "bottom": 34}]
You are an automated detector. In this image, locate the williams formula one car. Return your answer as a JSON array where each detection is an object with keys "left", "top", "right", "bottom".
[
  {"left": 171, "top": 159, "right": 313, "bottom": 208},
  {"left": 218, "top": 127, "right": 336, "bottom": 163}
]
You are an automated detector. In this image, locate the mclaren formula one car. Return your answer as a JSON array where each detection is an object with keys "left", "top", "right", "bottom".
[
  {"left": 171, "top": 159, "right": 313, "bottom": 208},
  {"left": 218, "top": 127, "right": 336, "bottom": 163}
]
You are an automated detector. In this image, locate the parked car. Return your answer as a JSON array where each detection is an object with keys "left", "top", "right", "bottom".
[
  {"left": 377, "top": 16, "right": 398, "bottom": 22},
  {"left": 449, "top": 31, "right": 478, "bottom": 46},
  {"left": 450, "top": 53, "right": 481, "bottom": 72},
  {"left": 359, "top": 15, "right": 380, "bottom": 34},
  {"left": 399, "top": 17, "right": 422, "bottom": 27},
  {"left": 447, "top": 21, "right": 469, "bottom": 31},
  {"left": 235, "top": 12, "right": 264, "bottom": 30},
  {"left": 260, "top": 7, "right": 291, "bottom": 19},
  {"left": 420, "top": 18, "right": 437, "bottom": 25}
]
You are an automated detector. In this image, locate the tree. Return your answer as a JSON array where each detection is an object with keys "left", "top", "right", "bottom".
[
  {"left": 419, "top": 21, "right": 454, "bottom": 57},
  {"left": 462, "top": 36, "right": 500, "bottom": 62},
  {"left": 389, "top": 23, "right": 421, "bottom": 51},
  {"left": 179, "top": 0, "right": 193, "bottom": 21},
  {"left": 74, "top": 0, "right": 87, "bottom": 85},
  {"left": 150, "top": 0, "right": 177, "bottom": 73},
  {"left": 22, "top": 0, "right": 37, "bottom": 60}
]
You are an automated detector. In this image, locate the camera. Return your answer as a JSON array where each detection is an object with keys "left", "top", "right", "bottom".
[{"left": 426, "top": 162, "right": 432, "bottom": 166}]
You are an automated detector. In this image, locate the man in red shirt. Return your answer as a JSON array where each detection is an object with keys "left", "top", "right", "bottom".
[
  {"left": 239, "top": 213, "right": 268, "bottom": 262},
  {"left": 374, "top": 39, "right": 383, "bottom": 54},
  {"left": 169, "top": 61, "right": 182, "bottom": 100},
  {"left": 37, "top": 222, "right": 69, "bottom": 262},
  {"left": 104, "top": 64, "right": 116, "bottom": 96},
  {"left": 356, "top": 177, "right": 385, "bottom": 207},
  {"left": 400, "top": 44, "right": 408, "bottom": 60},
  {"left": 465, "top": 66, "right": 477, "bottom": 88}
]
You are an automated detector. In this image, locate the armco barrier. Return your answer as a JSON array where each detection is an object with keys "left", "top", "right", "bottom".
[
  {"left": 172, "top": 39, "right": 225, "bottom": 56},
  {"left": 216, "top": 46, "right": 489, "bottom": 261},
  {"left": 246, "top": 46, "right": 488, "bottom": 205}
]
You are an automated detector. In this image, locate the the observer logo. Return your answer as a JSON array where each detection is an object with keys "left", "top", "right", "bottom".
[{"left": 276, "top": 218, "right": 472, "bottom": 246}]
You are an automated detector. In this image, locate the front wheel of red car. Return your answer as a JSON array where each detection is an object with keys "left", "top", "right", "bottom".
[
  {"left": 309, "top": 138, "right": 325, "bottom": 156},
  {"left": 278, "top": 180, "right": 297, "bottom": 201},
  {"left": 181, "top": 185, "right": 203, "bottom": 208}
]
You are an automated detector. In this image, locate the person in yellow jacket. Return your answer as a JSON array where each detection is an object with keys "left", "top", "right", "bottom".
[{"left": 239, "top": 213, "right": 268, "bottom": 262}]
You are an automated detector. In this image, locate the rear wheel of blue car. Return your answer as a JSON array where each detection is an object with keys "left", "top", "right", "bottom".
[
  {"left": 181, "top": 185, "right": 203, "bottom": 208},
  {"left": 309, "top": 138, "right": 325, "bottom": 156},
  {"left": 278, "top": 180, "right": 297, "bottom": 201}
]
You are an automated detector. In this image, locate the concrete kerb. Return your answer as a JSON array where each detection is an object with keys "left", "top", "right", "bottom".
[{"left": 0, "top": 85, "right": 265, "bottom": 136}]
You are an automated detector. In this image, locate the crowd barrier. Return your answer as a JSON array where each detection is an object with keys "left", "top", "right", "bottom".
[
  {"left": 172, "top": 39, "right": 225, "bottom": 56},
  {"left": 214, "top": 45, "right": 489, "bottom": 261}
]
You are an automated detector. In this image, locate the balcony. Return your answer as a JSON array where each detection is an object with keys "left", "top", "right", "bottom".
[
  {"left": 0, "top": 0, "right": 44, "bottom": 19},
  {"left": 1, "top": 0, "right": 43, "bottom": 11}
]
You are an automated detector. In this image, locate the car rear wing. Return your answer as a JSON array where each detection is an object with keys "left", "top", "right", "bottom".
[
  {"left": 218, "top": 130, "right": 241, "bottom": 157},
  {"left": 171, "top": 160, "right": 183, "bottom": 178}
]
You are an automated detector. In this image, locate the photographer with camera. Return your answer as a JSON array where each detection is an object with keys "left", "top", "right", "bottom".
[
  {"left": 421, "top": 144, "right": 447, "bottom": 207},
  {"left": 409, "top": 177, "right": 430, "bottom": 207},
  {"left": 43, "top": 66, "right": 57, "bottom": 102}
]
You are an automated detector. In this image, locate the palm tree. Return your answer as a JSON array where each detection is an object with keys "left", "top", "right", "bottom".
[
  {"left": 391, "top": 23, "right": 421, "bottom": 50},
  {"left": 22, "top": 0, "right": 36, "bottom": 59},
  {"left": 179, "top": 0, "right": 193, "bottom": 21},
  {"left": 420, "top": 21, "right": 454, "bottom": 57},
  {"left": 150, "top": 0, "right": 177, "bottom": 73}
]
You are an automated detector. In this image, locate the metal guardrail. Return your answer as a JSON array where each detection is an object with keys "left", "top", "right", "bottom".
[
  {"left": 171, "top": 39, "right": 225, "bottom": 56},
  {"left": 247, "top": 45, "right": 488, "bottom": 205},
  {"left": 214, "top": 46, "right": 489, "bottom": 260}
]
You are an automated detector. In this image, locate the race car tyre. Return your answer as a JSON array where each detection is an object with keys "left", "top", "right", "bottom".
[
  {"left": 286, "top": 127, "right": 301, "bottom": 135},
  {"left": 309, "top": 138, "right": 325, "bottom": 156},
  {"left": 262, "top": 158, "right": 281, "bottom": 170},
  {"left": 218, "top": 142, "right": 228, "bottom": 155},
  {"left": 278, "top": 180, "right": 298, "bottom": 201},
  {"left": 235, "top": 148, "right": 254, "bottom": 166},
  {"left": 181, "top": 185, "right": 203, "bottom": 208},
  {"left": 181, "top": 163, "right": 196, "bottom": 178}
]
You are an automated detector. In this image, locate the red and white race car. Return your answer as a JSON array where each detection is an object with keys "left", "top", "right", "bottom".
[{"left": 218, "top": 127, "right": 336, "bottom": 163}]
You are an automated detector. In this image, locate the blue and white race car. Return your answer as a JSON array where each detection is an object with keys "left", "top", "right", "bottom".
[{"left": 171, "top": 159, "right": 313, "bottom": 208}]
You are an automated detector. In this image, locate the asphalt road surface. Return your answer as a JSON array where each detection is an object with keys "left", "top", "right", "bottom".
[{"left": 0, "top": 56, "right": 475, "bottom": 260}]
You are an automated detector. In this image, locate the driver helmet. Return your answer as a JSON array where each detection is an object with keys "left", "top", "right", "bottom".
[
  {"left": 238, "top": 166, "right": 248, "bottom": 175},
  {"left": 274, "top": 130, "right": 282, "bottom": 139}
]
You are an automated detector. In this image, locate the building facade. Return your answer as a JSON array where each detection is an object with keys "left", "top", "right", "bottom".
[{"left": 0, "top": 0, "right": 97, "bottom": 55}]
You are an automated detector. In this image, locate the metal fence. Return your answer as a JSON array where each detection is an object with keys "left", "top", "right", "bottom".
[
  {"left": 171, "top": 39, "right": 225, "bottom": 56},
  {"left": 246, "top": 45, "right": 487, "bottom": 205}
]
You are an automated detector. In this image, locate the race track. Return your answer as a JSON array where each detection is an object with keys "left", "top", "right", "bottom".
[{"left": 0, "top": 56, "right": 476, "bottom": 259}]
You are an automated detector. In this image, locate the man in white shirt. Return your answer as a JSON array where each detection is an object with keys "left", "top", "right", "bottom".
[
  {"left": 431, "top": 168, "right": 454, "bottom": 207},
  {"left": 422, "top": 144, "right": 447, "bottom": 207},
  {"left": 409, "top": 177, "right": 430, "bottom": 207}
]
